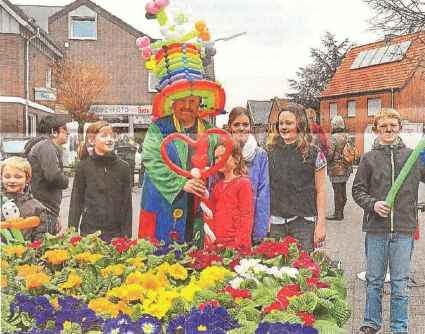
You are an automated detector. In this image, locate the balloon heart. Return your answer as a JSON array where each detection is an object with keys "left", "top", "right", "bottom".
[{"left": 160, "top": 128, "right": 233, "bottom": 179}]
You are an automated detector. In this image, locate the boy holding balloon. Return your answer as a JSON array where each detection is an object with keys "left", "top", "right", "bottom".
[{"left": 352, "top": 108, "right": 425, "bottom": 334}]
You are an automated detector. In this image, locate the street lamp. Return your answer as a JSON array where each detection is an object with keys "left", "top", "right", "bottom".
[{"left": 214, "top": 31, "right": 247, "bottom": 43}]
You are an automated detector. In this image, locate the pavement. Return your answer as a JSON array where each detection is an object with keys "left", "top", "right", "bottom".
[{"left": 60, "top": 170, "right": 425, "bottom": 334}]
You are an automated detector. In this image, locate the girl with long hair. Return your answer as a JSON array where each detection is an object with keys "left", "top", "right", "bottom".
[
  {"left": 204, "top": 141, "right": 254, "bottom": 249},
  {"left": 267, "top": 103, "right": 326, "bottom": 252},
  {"left": 69, "top": 121, "right": 132, "bottom": 241},
  {"left": 227, "top": 107, "right": 270, "bottom": 244}
]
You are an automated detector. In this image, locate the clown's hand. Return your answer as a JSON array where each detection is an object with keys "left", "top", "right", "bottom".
[{"left": 183, "top": 178, "right": 206, "bottom": 197}]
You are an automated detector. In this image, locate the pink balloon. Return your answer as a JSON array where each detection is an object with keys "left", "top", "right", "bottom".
[
  {"left": 136, "top": 36, "right": 150, "bottom": 48},
  {"left": 142, "top": 47, "right": 152, "bottom": 60},
  {"left": 145, "top": 1, "right": 161, "bottom": 14},
  {"left": 155, "top": 0, "right": 169, "bottom": 7}
]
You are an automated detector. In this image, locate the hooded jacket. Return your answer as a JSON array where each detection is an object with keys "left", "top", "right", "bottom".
[
  {"left": 25, "top": 137, "right": 69, "bottom": 216},
  {"left": 68, "top": 152, "right": 132, "bottom": 241},
  {"left": 352, "top": 138, "right": 425, "bottom": 233}
]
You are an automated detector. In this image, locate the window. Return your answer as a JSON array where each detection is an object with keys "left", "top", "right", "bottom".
[
  {"left": 70, "top": 16, "right": 96, "bottom": 39},
  {"left": 46, "top": 67, "right": 52, "bottom": 88},
  {"left": 367, "top": 98, "right": 381, "bottom": 116},
  {"left": 28, "top": 114, "right": 36, "bottom": 136},
  {"left": 351, "top": 40, "right": 411, "bottom": 69},
  {"left": 148, "top": 72, "right": 159, "bottom": 92},
  {"left": 347, "top": 101, "right": 356, "bottom": 117},
  {"left": 329, "top": 103, "right": 337, "bottom": 120}
]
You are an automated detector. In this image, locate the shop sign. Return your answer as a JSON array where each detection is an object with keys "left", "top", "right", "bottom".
[
  {"left": 90, "top": 104, "right": 152, "bottom": 116},
  {"left": 34, "top": 87, "right": 57, "bottom": 101}
]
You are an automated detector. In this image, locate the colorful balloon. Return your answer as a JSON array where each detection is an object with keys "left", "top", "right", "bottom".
[
  {"left": 155, "top": 0, "right": 170, "bottom": 7},
  {"left": 136, "top": 36, "right": 150, "bottom": 48},
  {"left": 146, "top": 1, "right": 161, "bottom": 15},
  {"left": 142, "top": 47, "right": 152, "bottom": 60}
]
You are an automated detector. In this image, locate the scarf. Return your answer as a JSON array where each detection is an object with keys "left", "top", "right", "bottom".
[{"left": 242, "top": 134, "right": 258, "bottom": 163}]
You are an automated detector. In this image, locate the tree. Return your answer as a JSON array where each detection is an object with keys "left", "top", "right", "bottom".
[
  {"left": 364, "top": 0, "right": 425, "bottom": 34},
  {"left": 287, "top": 32, "right": 352, "bottom": 110},
  {"left": 54, "top": 59, "right": 110, "bottom": 126}
]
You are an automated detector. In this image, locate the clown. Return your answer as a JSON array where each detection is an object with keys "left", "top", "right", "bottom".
[{"left": 137, "top": 1, "right": 226, "bottom": 244}]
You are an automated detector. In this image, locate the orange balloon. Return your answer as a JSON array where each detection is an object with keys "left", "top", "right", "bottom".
[
  {"left": 200, "top": 31, "right": 210, "bottom": 42},
  {"left": 195, "top": 21, "right": 207, "bottom": 33}
]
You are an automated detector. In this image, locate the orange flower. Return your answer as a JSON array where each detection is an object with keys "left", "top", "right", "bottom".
[
  {"left": 59, "top": 272, "right": 82, "bottom": 289},
  {"left": 44, "top": 250, "right": 69, "bottom": 265},
  {"left": 1, "top": 275, "right": 7, "bottom": 288},
  {"left": 3, "top": 245, "right": 26, "bottom": 257},
  {"left": 25, "top": 272, "right": 50, "bottom": 289},
  {"left": 16, "top": 264, "right": 44, "bottom": 278}
]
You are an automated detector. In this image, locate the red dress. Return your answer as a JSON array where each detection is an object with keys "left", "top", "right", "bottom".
[{"left": 206, "top": 176, "right": 254, "bottom": 249}]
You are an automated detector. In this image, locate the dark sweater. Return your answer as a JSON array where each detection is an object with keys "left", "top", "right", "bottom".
[
  {"left": 68, "top": 152, "right": 132, "bottom": 241},
  {"left": 268, "top": 138, "right": 319, "bottom": 218}
]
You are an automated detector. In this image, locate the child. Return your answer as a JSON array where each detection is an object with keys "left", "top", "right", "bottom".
[
  {"left": 205, "top": 141, "right": 254, "bottom": 249},
  {"left": 1, "top": 157, "right": 53, "bottom": 240},
  {"left": 267, "top": 103, "right": 326, "bottom": 253},
  {"left": 352, "top": 108, "right": 425, "bottom": 334},
  {"left": 68, "top": 121, "right": 132, "bottom": 242}
]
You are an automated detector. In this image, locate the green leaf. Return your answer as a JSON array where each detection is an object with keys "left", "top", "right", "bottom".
[
  {"left": 288, "top": 292, "right": 318, "bottom": 313},
  {"left": 263, "top": 310, "right": 302, "bottom": 324},
  {"left": 314, "top": 320, "right": 346, "bottom": 334}
]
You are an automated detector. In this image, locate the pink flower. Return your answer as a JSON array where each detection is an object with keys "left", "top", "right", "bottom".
[
  {"left": 70, "top": 236, "right": 81, "bottom": 246},
  {"left": 27, "top": 240, "right": 42, "bottom": 249}
]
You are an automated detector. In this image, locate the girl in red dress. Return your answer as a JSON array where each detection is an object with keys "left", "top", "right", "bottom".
[{"left": 205, "top": 141, "right": 254, "bottom": 249}]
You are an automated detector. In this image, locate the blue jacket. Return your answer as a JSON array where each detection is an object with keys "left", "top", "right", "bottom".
[{"left": 247, "top": 147, "right": 270, "bottom": 241}]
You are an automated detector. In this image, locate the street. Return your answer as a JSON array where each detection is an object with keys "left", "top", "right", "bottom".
[{"left": 59, "top": 170, "right": 425, "bottom": 333}]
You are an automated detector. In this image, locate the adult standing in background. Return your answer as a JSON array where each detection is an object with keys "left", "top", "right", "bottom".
[
  {"left": 306, "top": 108, "right": 329, "bottom": 156},
  {"left": 326, "top": 115, "right": 352, "bottom": 221},
  {"left": 24, "top": 115, "right": 69, "bottom": 234},
  {"left": 227, "top": 107, "right": 270, "bottom": 243}
]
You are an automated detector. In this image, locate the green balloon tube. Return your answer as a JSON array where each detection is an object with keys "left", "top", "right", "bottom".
[{"left": 385, "top": 137, "right": 425, "bottom": 208}]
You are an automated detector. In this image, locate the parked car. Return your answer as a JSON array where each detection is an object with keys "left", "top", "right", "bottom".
[{"left": 0, "top": 137, "right": 31, "bottom": 160}]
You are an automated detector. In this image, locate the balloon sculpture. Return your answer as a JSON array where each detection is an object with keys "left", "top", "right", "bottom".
[
  {"left": 385, "top": 137, "right": 425, "bottom": 240},
  {"left": 160, "top": 129, "right": 233, "bottom": 242}
]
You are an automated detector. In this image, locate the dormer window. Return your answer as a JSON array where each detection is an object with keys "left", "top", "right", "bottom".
[{"left": 70, "top": 16, "right": 97, "bottom": 39}]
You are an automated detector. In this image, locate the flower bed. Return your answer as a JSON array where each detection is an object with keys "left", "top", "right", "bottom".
[{"left": 1, "top": 232, "right": 350, "bottom": 333}]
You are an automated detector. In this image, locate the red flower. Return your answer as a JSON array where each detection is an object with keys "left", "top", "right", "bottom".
[
  {"left": 228, "top": 257, "right": 240, "bottom": 271},
  {"left": 277, "top": 284, "right": 301, "bottom": 304},
  {"left": 70, "top": 236, "right": 81, "bottom": 246},
  {"left": 27, "top": 240, "right": 42, "bottom": 249},
  {"left": 263, "top": 300, "right": 288, "bottom": 314},
  {"left": 111, "top": 237, "right": 138, "bottom": 253},
  {"left": 297, "top": 312, "right": 316, "bottom": 326},
  {"left": 199, "top": 300, "right": 220, "bottom": 311},
  {"left": 224, "top": 286, "right": 251, "bottom": 299},
  {"left": 169, "top": 230, "right": 180, "bottom": 241},
  {"left": 306, "top": 277, "right": 330, "bottom": 289},
  {"left": 293, "top": 252, "right": 321, "bottom": 278},
  {"left": 254, "top": 238, "right": 298, "bottom": 258},
  {"left": 189, "top": 249, "right": 223, "bottom": 270}
]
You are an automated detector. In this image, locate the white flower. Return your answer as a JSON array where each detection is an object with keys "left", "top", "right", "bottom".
[
  {"left": 279, "top": 266, "right": 299, "bottom": 279},
  {"left": 230, "top": 277, "right": 244, "bottom": 289}
]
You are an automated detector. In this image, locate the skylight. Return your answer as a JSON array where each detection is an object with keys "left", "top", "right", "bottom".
[{"left": 350, "top": 40, "right": 411, "bottom": 69}]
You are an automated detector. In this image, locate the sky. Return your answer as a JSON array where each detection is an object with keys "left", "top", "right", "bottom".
[{"left": 16, "top": 0, "right": 382, "bottom": 126}]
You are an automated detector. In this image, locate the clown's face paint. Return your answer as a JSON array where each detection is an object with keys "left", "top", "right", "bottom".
[{"left": 172, "top": 96, "right": 201, "bottom": 128}]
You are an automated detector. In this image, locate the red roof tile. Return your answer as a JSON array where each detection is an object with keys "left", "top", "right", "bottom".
[{"left": 320, "top": 32, "right": 425, "bottom": 98}]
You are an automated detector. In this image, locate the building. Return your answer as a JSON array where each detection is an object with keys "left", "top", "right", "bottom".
[
  {"left": 320, "top": 32, "right": 425, "bottom": 153},
  {"left": 0, "top": 0, "right": 63, "bottom": 135},
  {"left": 246, "top": 99, "right": 272, "bottom": 146},
  {"left": 267, "top": 97, "right": 290, "bottom": 134},
  {"left": 1, "top": 0, "right": 155, "bottom": 139}
]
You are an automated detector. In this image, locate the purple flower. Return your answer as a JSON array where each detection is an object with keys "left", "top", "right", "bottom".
[
  {"left": 184, "top": 306, "right": 239, "bottom": 334},
  {"left": 167, "top": 315, "right": 186, "bottom": 334},
  {"left": 255, "top": 322, "right": 319, "bottom": 334},
  {"left": 103, "top": 314, "right": 140, "bottom": 334},
  {"left": 154, "top": 245, "right": 171, "bottom": 256},
  {"left": 10, "top": 294, "right": 55, "bottom": 327},
  {"left": 137, "top": 314, "right": 161, "bottom": 334}
]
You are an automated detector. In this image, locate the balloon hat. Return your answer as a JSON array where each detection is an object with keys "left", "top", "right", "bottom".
[{"left": 137, "top": 0, "right": 225, "bottom": 119}]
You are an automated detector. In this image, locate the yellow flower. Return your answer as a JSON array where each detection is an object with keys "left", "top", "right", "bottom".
[
  {"left": 1, "top": 275, "right": 7, "bottom": 288},
  {"left": 44, "top": 250, "right": 69, "bottom": 265},
  {"left": 143, "top": 299, "right": 171, "bottom": 319},
  {"left": 75, "top": 252, "right": 103, "bottom": 264},
  {"left": 107, "top": 284, "right": 144, "bottom": 302},
  {"left": 198, "top": 266, "right": 232, "bottom": 288},
  {"left": 168, "top": 263, "right": 188, "bottom": 280},
  {"left": 125, "top": 271, "right": 144, "bottom": 285},
  {"left": 126, "top": 271, "right": 164, "bottom": 291},
  {"left": 126, "top": 257, "right": 145, "bottom": 269},
  {"left": 0, "top": 259, "right": 9, "bottom": 271},
  {"left": 59, "top": 272, "right": 82, "bottom": 289},
  {"left": 116, "top": 300, "right": 132, "bottom": 316},
  {"left": 50, "top": 297, "right": 60, "bottom": 310},
  {"left": 180, "top": 282, "right": 202, "bottom": 302},
  {"left": 16, "top": 264, "right": 44, "bottom": 278},
  {"left": 157, "top": 262, "right": 171, "bottom": 274},
  {"left": 3, "top": 245, "right": 26, "bottom": 257},
  {"left": 88, "top": 297, "right": 119, "bottom": 317},
  {"left": 25, "top": 272, "right": 50, "bottom": 289},
  {"left": 101, "top": 264, "right": 126, "bottom": 277}
]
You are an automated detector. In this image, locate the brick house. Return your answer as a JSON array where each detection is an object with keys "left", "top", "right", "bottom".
[
  {"left": 267, "top": 97, "right": 290, "bottom": 134},
  {"left": 18, "top": 0, "right": 155, "bottom": 139},
  {"left": 320, "top": 32, "right": 425, "bottom": 153},
  {"left": 246, "top": 100, "right": 272, "bottom": 146},
  {"left": 0, "top": 0, "right": 63, "bottom": 136}
]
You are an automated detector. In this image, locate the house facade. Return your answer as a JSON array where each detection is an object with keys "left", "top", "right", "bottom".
[
  {"left": 320, "top": 32, "right": 425, "bottom": 153},
  {"left": 1, "top": 0, "right": 155, "bottom": 139},
  {"left": 246, "top": 100, "right": 272, "bottom": 146},
  {"left": 0, "top": 0, "right": 63, "bottom": 136},
  {"left": 267, "top": 97, "right": 290, "bottom": 134}
]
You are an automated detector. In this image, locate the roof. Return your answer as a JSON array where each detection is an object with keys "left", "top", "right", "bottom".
[
  {"left": 321, "top": 32, "right": 425, "bottom": 99},
  {"left": 271, "top": 97, "right": 290, "bottom": 110},
  {"left": 246, "top": 100, "right": 272, "bottom": 125},
  {"left": 17, "top": 5, "right": 63, "bottom": 32},
  {"left": 2, "top": 0, "right": 63, "bottom": 58},
  {"left": 48, "top": 0, "right": 151, "bottom": 39}
]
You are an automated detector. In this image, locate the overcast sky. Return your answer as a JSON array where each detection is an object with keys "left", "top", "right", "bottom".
[{"left": 16, "top": 0, "right": 382, "bottom": 125}]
